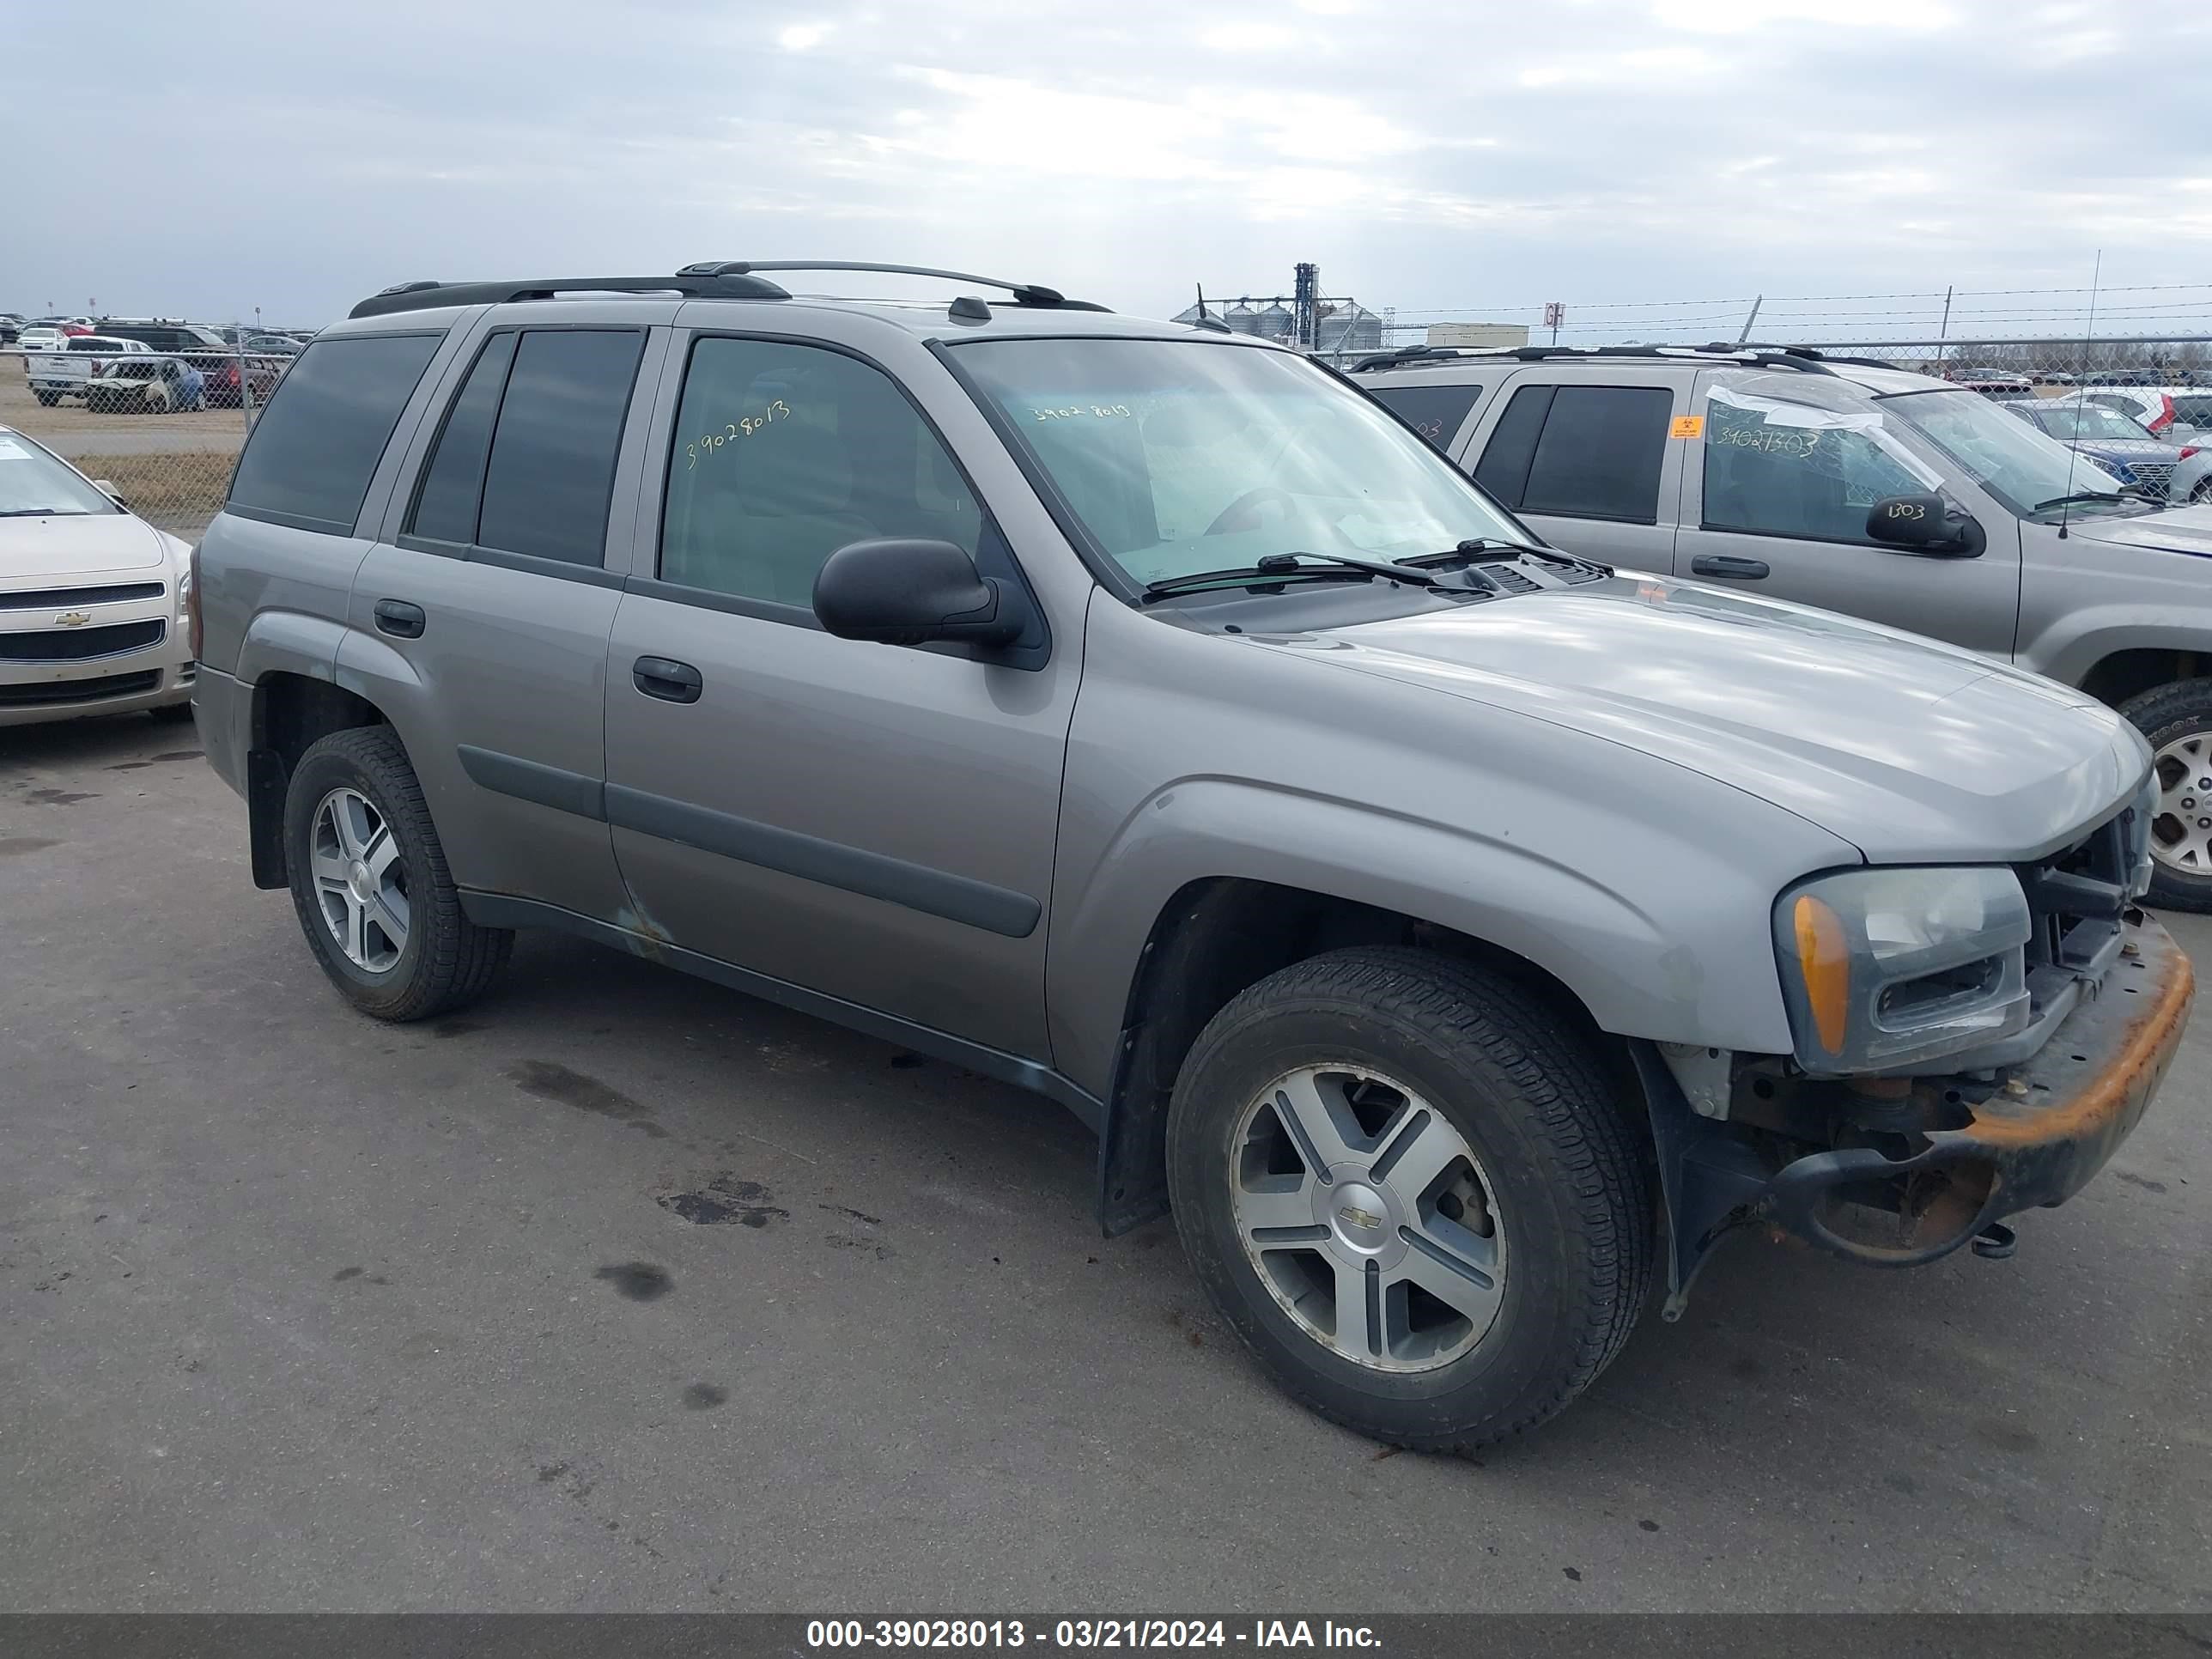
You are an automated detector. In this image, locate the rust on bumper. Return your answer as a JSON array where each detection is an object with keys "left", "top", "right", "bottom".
[{"left": 1764, "top": 911, "right": 2194, "bottom": 1267}]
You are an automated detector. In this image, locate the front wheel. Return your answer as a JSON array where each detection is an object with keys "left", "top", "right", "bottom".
[
  {"left": 2122, "top": 678, "right": 2212, "bottom": 913},
  {"left": 283, "top": 726, "right": 513, "bottom": 1019},
  {"left": 1166, "top": 947, "right": 1655, "bottom": 1452}
]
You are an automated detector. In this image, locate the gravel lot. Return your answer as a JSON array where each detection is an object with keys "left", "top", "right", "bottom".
[{"left": 2, "top": 712, "right": 2208, "bottom": 1613}]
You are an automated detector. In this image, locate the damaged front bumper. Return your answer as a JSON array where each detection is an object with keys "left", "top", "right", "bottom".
[
  {"left": 1637, "top": 908, "right": 2194, "bottom": 1310},
  {"left": 1764, "top": 910, "right": 2193, "bottom": 1266}
]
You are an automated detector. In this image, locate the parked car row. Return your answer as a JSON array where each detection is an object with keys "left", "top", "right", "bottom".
[
  {"left": 130, "top": 264, "right": 2191, "bottom": 1456},
  {"left": 14, "top": 319, "right": 295, "bottom": 410},
  {"left": 1999, "top": 398, "right": 2211, "bottom": 503}
]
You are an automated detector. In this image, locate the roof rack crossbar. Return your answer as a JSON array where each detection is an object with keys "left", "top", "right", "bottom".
[
  {"left": 677, "top": 261, "right": 1109, "bottom": 311},
  {"left": 348, "top": 273, "right": 791, "bottom": 319}
]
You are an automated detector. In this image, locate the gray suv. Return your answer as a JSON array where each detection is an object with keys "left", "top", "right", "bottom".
[
  {"left": 1355, "top": 343, "right": 2212, "bottom": 912},
  {"left": 192, "top": 266, "right": 2192, "bottom": 1449}
]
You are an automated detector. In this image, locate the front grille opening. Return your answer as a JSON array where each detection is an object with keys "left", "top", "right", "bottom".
[
  {"left": 0, "top": 581, "right": 165, "bottom": 611},
  {"left": 0, "top": 620, "right": 165, "bottom": 663},
  {"left": 1877, "top": 955, "right": 2002, "bottom": 1025}
]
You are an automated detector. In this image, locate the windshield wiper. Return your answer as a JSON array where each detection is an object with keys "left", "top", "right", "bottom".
[
  {"left": 2030, "top": 491, "right": 2130, "bottom": 514},
  {"left": 1141, "top": 552, "right": 1438, "bottom": 603}
]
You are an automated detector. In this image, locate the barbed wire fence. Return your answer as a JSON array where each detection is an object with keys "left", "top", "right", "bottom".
[{"left": 0, "top": 325, "right": 302, "bottom": 542}]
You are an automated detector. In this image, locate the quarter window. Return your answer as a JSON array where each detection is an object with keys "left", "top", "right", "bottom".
[
  {"left": 659, "top": 337, "right": 981, "bottom": 607},
  {"left": 408, "top": 332, "right": 519, "bottom": 546},
  {"left": 227, "top": 332, "right": 442, "bottom": 534}
]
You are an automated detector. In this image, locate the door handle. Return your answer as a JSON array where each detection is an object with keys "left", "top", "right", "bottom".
[
  {"left": 1690, "top": 555, "right": 1771, "bottom": 580},
  {"left": 373, "top": 599, "right": 426, "bottom": 638},
  {"left": 633, "top": 655, "right": 703, "bottom": 704}
]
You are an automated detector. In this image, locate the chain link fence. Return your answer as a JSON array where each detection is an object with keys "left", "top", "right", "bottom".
[{"left": 1, "top": 325, "right": 302, "bottom": 541}]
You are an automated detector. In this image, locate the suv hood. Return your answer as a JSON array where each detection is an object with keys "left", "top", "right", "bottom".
[
  {"left": 0, "top": 513, "right": 171, "bottom": 579},
  {"left": 2069, "top": 501, "right": 2212, "bottom": 559},
  {"left": 1285, "top": 574, "right": 2143, "bottom": 864}
]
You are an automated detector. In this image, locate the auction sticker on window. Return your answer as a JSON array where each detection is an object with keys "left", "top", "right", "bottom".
[{"left": 1669, "top": 415, "right": 1703, "bottom": 439}]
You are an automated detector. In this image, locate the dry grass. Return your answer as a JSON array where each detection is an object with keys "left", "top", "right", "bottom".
[{"left": 69, "top": 452, "right": 236, "bottom": 538}]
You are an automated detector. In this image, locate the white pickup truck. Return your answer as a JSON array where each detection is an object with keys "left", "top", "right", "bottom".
[{"left": 23, "top": 335, "right": 152, "bottom": 405}]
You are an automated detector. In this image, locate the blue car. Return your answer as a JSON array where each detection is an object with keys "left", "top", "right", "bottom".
[{"left": 2003, "top": 398, "right": 2196, "bottom": 501}]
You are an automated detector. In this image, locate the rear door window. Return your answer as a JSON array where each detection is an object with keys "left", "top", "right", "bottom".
[
  {"left": 227, "top": 332, "right": 443, "bottom": 534},
  {"left": 473, "top": 329, "right": 647, "bottom": 567},
  {"left": 1366, "top": 383, "right": 1483, "bottom": 451},
  {"left": 1474, "top": 384, "right": 1673, "bottom": 522}
]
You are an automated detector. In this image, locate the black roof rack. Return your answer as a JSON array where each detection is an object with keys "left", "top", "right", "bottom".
[
  {"left": 348, "top": 262, "right": 1109, "bottom": 321},
  {"left": 676, "top": 261, "right": 1109, "bottom": 311},
  {"left": 349, "top": 272, "right": 789, "bottom": 319},
  {"left": 1348, "top": 341, "right": 1849, "bottom": 376}
]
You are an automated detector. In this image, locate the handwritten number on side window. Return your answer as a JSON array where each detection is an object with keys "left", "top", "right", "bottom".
[
  {"left": 685, "top": 399, "right": 793, "bottom": 469},
  {"left": 1029, "top": 404, "right": 1133, "bottom": 422}
]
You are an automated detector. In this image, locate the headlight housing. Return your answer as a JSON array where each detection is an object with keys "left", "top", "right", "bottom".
[{"left": 1773, "top": 866, "right": 2032, "bottom": 1074}]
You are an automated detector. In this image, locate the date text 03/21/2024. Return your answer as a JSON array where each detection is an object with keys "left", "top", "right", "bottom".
[{"left": 805, "top": 1620, "right": 1384, "bottom": 1650}]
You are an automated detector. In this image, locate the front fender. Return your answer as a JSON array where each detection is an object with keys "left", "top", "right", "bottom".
[
  {"left": 1045, "top": 775, "right": 1823, "bottom": 1100},
  {"left": 2026, "top": 612, "right": 2210, "bottom": 692}
]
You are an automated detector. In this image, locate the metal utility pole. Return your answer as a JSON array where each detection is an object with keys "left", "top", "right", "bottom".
[
  {"left": 1735, "top": 295, "right": 1763, "bottom": 346},
  {"left": 1935, "top": 285, "right": 1954, "bottom": 370}
]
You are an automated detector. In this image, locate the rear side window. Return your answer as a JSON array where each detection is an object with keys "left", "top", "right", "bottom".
[
  {"left": 1367, "top": 383, "right": 1483, "bottom": 450},
  {"left": 227, "top": 333, "right": 441, "bottom": 534},
  {"left": 1474, "top": 384, "right": 1673, "bottom": 522},
  {"left": 474, "top": 330, "right": 646, "bottom": 566}
]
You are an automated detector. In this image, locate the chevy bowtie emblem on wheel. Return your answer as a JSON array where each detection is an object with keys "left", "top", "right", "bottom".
[
  {"left": 52, "top": 611, "right": 93, "bottom": 627},
  {"left": 1335, "top": 1203, "right": 1384, "bottom": 1232}
]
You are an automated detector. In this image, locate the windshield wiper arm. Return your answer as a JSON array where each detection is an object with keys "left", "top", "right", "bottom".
[
  {"left": 2030, "top": 491, "right": 2128, "bottom": 514},
  {"left": 1398, "top": 537, "right": 1596, "bottom": 572},
  {"left": 1141, "top": 552, "right": 1437, "bottom": 603}
]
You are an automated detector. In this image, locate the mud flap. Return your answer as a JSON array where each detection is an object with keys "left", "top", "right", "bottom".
[{"left": 1627, "top": 1040, "right": 1771, "bottom": 1320}]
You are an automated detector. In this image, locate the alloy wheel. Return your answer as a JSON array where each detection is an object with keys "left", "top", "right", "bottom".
[
  {"left": 309, "top": 787, "right": 410, "bottom": 973},
  {"left": 2151, "top": 733, "right": 2212, "bottom": 877},
  {"left": 1229, "top": 1064, "right": 1506, "bottom": 1373}
]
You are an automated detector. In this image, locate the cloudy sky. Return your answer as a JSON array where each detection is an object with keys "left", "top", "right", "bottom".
[{"left": 10, "top": 0, "right": 2209, "bottom": 340}]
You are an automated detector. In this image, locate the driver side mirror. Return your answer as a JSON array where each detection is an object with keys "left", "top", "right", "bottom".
[
  {"left": 812, "top": 538, "right": 1024, "bottom": 648},
  {"left": 1866, "top": 493, "right": 1984, "bottom": 558},
  {"left": 92, "top": 479, "right": 128, "bottom": 508}
]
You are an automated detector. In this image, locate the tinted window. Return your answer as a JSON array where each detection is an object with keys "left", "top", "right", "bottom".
[
  {"left": 659, "top": 337, "right": 982, "bottom": 606},
  {"left": 2173, "top": 395, "right": 2212, "bottom": 428},
  {"left": 227, "top": 332, "right": 441, "bottom": 533},
  {"left": 475, "top": 330, "right": 646, "bottom": 566},
  {"left": 1368, "top": 383, "right": 1482, "bottom": 450},
  {"left": 1519, "top": 386, "right": 1673, "bottom": 521},
  {"left": 1702, "top": 392, "right": 1931, "bottom": 544},
  {"left": 1472, "top": 385, "right": 1553, "bottom": 505},
  {"left": 408, "top": 331, "right": 518, "bottom": 546}
]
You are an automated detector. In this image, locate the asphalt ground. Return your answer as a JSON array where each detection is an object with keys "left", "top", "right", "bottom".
[{"left": 1, "top": 712, "right": 2207, "bottom": 1613}]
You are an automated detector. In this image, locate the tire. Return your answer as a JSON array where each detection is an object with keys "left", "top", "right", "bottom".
[
  {"left": 1166, "top": 946, "right": 1655, "bottom": 1452},
  {"left": 2119, "top": 678, "right": 2212, "bottom": 913},
  {"left": 33, "top": 390, "right": 58, "bottom": 407},
  {"left": 283, "top": 726, "right": 513, "bottom": 1020},
  {"left": 2192, "top": 480, "right": 2211, "bottom": 506}
]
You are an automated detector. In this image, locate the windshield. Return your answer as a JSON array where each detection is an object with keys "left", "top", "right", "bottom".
[
  {"left": 0, "top": 430, "right": 123, "bottom": 516},
  {"left": 951, "top": 337, "right": 1532, "bottom": 587},
  {"left": 2033, "top": 404, "right": 2157, "bottom": 445},
  {"left": 1881, "top": 388, "right": 2152, "bottom": 520}
]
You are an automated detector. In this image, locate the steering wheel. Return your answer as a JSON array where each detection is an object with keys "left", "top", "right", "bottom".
[{"left": 1205, "top": 485, "right": 1298, "bottom": 537}]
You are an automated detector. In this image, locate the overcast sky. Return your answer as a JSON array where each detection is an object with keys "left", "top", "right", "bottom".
[{"left": 9, "top": 0, "right": 2209, "bottom": 339}]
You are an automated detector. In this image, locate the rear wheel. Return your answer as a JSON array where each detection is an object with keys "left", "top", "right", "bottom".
[
  {"left": 33, "top": 390, "right": 58, "bottom": 407},
  {"left": 1165, "top": 947, "right": 1655, "bottom": 1452},
  {"left": 283, "top": 726, "right": 513, "bottom": 1019},
  {"left": 2121, "top": 678, "right": 2212, "bottom": 913}
]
